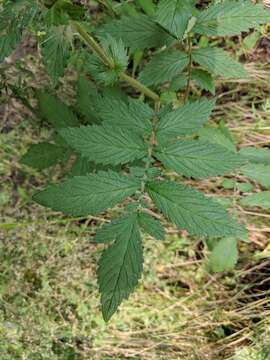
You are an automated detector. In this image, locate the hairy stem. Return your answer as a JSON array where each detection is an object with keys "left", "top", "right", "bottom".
[
  {"left": 184, "top": 36, "right": 192, "bottom": 103},
  {"left": 72, "top": 22, "right": 160, "bottom": 102}
]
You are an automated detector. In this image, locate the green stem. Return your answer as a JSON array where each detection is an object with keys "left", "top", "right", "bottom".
[
  {"left": 119, "top": 73, "right": 160, "bottom": 102},
  {"left": 72, "top": 21, "right": 160, "bottom": 102},
  {"left": 184, "top": 36, "right": 192, "bottom": 103},
  {"left": 140, "top": 101, "right": 160, "bottom": 196}
]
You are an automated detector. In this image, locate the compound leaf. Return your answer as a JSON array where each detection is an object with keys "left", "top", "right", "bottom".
[
  {"left": 33, "top": 171, "right": 140, "bottom": 216},
  {"left": 155, "top": 140, "right": 245, "bottom": 179},
  {"left": 138, "top": 50, "right": 189, "bottom": 87},
  {"left": 97, "top": 14, "right": 173, "bottom": 49},
  {"left": 156, "top": 0, "right": 193, "bottom": 39},
  {"left": 97, "top": 213, "right": 143, "bottom": 321},
  {"left": 194, "top": 1, "right": 270, "bottom": 37},
  {"left": 21, "top": 142, "right": 68, "bottom": 170},
  {"left": 37, "top": 91, "right": 79, "bottom": 128},
  {"left": 208, "top": 237, "right": 238, "bottom": 273},
  {"left": 147, "top": 180, "right": 245, "bottom": 238},
  {"left": 138, "top": 212, "right": 165, "bottom": 240},
  {"left": 192, "top": 47, "right": 248, "bottom": 79},
  {"left": 156, "top": 99, "right": 215, "bottom": 140}
]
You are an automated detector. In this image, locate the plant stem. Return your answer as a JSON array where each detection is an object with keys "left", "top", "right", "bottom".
[
  {"left": 72, "top": 21, "right": 160, "bottom": 102},
  {"left": 72, "top": 21, "right": 114, "bottom": 68},
  {"left": 140, "top": 101, "right": 160, "bottom": 195},
  {"left": 184, "top": 36, "right": 192, "bottom": 103},
  {"left": 119, "top": 73, "right": 160, "bottom": 102}
]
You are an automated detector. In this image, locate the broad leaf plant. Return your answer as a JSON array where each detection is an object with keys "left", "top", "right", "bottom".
[{"left": 1, "top": 0, "right": 270, "bottom": 321}]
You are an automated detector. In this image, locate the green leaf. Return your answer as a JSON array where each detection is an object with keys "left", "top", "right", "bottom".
[
  {"left": 97, "top": 14, "right": 174, "bottom": 50},
  {"left": 96, "top": 96, "right": 153, "bottom": 135},
  {"left": 240, "top": 191, "right": 270, "bottom": 210},
  {"left": 146, "top": 180, "right": 245, "bottom": 238},
  {"left": 241, "top": 164, "right": 270, "bottom": 188},
  {"left": 155, "top": 0, "right": 192, "bottom": 39},
  {"left": 41, "top": 26, "right": 70, "bottom": 86},
  {"left": 192, "top": 47, "right": 248, "bottom": 79},
  {"left": 156, "top": 99, "right": 215, "bottom": 140},
  {"left": 138, "top": 50, "right": 189, "bottom": 87},
  {"left": 76, "top": 77, "right": 100, "bottom": 123},
  {"left": 88, "top": 36, "right": 129, "bottom": 85},
  {"left": 194, "top": 1, "right": 270, "bottom": 37},
  {"left": 94, "top": 217, "right": 127, "bottom": 244},
  {"left": 33, "top": 171, "right": 140, "bottom": 216},
  {"left": 138, "top": 212, "right": 165, "bottom": 240},
  {"left": 155, "top": 140, "right": 244, "bottom": 179},
  {"left": 239, "top": 147, "right": 270, "bottom": 166},
  {"left": 60, "top": 124, "right": 148, "bottom": 165},
  {"left": 69, "top": 155, "right": 95, "bottom": 177},
  {"left": 37, "top": 91, "right": 79, "bottom": 128},
  {"left": 97, "top": 213, "right": 143, "bottom": 321},
  {"left": 191, "top": 69, "right": 215, "bottom": 95},
  {"left": 170, "top": 73, "right": 188, "bottom": 91},
  {"left": 0, "top": 0, "right": 38, "bottom": 62},
  {"left": 21, "top": 142, "right": 67, "bottom": 170},
  {"left": 198, "top": 125, "right": 236, "bottom": 153},
  {"left": 136, "top": 0, "right": 156, "bottom": 16},
  {"left": 208, "top": 238, "right": 238, "bottom": 273}
]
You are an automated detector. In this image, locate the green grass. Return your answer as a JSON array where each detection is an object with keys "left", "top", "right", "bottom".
[{"left": 1, "top": 44, "right": 270, "bottom": 359}]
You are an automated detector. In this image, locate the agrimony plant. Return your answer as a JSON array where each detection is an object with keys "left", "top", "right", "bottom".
[{"left": 1, "top": 0, "right": 270, "bottom": 321}]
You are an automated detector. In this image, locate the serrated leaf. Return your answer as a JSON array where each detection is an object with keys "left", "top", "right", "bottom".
[
  {"left": 33, "top": 171, "right": 140, "bottom": 216},
  {"left": 241, "top": 164, "right": 270, "bottom": 188},
  {"left": 76, "top": 77, "right": 100, "bottom": 123},
  {"left": 138, "top": 50, "right": 189, "bottom": 87},
  {"left": 97, "top": 14, "right": 174, "bottom": 50},
  {"left": 146, "top": 180, "right": 245, "bottom": 238},
  {"left": 37, "top": 91, "right": 79, "bottom": 128},
  {"left": 208, "top": 238, "right": 238, "bottom": 273},
  {"left": 155, "top": 140, "right": 244, "bottom": 179},
  {"left": 198, "top": 126, "right": 236, "bottom": 152},
  {"left": 194, "top": 1, "right": 270, "bottom": 37},
  {"left": 97, "top": 213, "right": 143, "bottom": 321},
  {"left": 96, "top": 96, "right": 153, "bottom": 135},
  {"left": 240, "top": 191, "right": 270, "bottom": 210},
  {"left": 101, "top": 35, "right": 129, "bottom": 72},
  {"left": 69, "top": 155, "right": 95, "bottom": 176},
  {"left": 88, "top": 35, "right": 129, "bottom": 85},
  {"left": 170, "top": 73, "right": 188, "bottom": 91},
  {"left": 191, "top": 69, "right": 215, "bottom": 95},
  {"left": 192, "top": 47, "right": 248, "bottom": 79},
  {"left": 138, "top": 212, "right": 165, "bottom": 240},
  {"left": 41, "top": 26, "right": 70, "bottom": 86},
  {"left": 239, "top": 147, "right": 270, "bottom": 165},
  {"left": 156, "top": 99, "right": 215, "bottom": 141},
  {"left": 60, "top": 124, "right": 148, "bottom": 165},
  {"left": 155, "top": 0, "right": 192, "bottom": 39},
  {"left": 94, "top": 216, "right": 131, "bottom": 244},
  {"left": 21, "top": 142, "right": 68, "bottom": 170}
]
